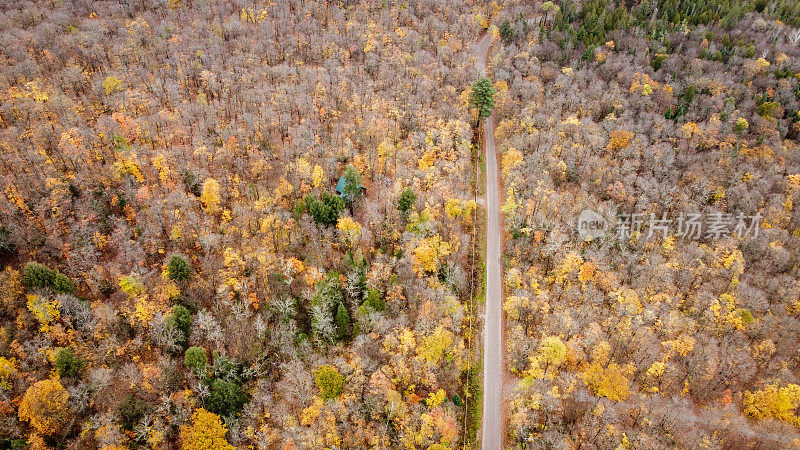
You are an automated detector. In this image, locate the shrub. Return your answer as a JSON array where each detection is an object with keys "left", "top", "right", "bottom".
[
  {"left": 22, "top": 262, "right": 76, "bottom": 294},
  {"left": 167, "top": 255, "right": 191, "bottom": 281},
  {"left": 184, "top": 346, "right": 208, "bottom": 372},
  {"left": 54, "top": 347, "right": 83, "bottom": 378},
  {"left": 314, "top": 364, "right": 345, "bottom": 400}
]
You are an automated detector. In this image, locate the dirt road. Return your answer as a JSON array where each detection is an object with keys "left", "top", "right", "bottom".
[{"left": 475, "top": 32, "right": 503, "bottom": 450}]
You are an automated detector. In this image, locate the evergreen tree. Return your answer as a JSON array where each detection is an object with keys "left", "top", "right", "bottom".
[
  {"left": 54, "top": 347, "right": 83, "bottom": 378},
  {"left": 341, "top": 164, "right": 362, "bottom": 208},
  {"left": 469, "top": 77, "right": 496, "bottom": 120},
  {"left": 184, "top": 346, "right": 208, "bottom": 373},
  {"left": 165, "top": 305, "right": 192, "bottom": 350},
  {"left": 499, "top": 19, "right": 514, "bottom": 44},
  {"left": 22, "top": 262, "right": 75, "bottom": 295},
  {"left": 306, "top": 191, "right": 345, "bottom": 226},
  {"left": 397, "top": 187, "right": 417, "bottom": 218},
  {"left": 167, "top": 255, "right": 191, "bottom": 281},
  {"left": 335, "top": 302, "right": 351, "bottom": 341}
]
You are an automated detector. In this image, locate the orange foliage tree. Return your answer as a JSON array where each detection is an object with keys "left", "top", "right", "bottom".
[{"left": 18, "top": 378, "right": 69, "bottom": 435}]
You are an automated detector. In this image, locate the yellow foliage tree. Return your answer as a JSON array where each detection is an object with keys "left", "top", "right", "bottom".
[
  {"left": 578, "top": 261, "right": 597, "bottom": 285},
  {"left": 717, "top": 248, "right": 745, "bottom": 287},
  {"left": 312, "top": 164, "right": 324, "bottom": 188},
  {"left": 417, "top": 326, "right": 454, "bottom": 364},
  {"left": 200, "top": 178, "right": 221, "bottom": 213},
  {"left": 336, "top": 216, "right": 361, "bottom": 247},
  {"left": 119, "top": 275, "right": 144, "bottom": 298},
  {"left": 629, "top": 72, "right": 658, "bottom": 95},
  {"left": 606, "top": 130, "right": 633, "bottom": 152},
  {"left": 503, "top": 294, "right": 534, "bottom": 321},
  {"left": 102, "top": 76, "right": 122, "bottom": 95},
  {"left": 475, "top": 13, "right": 488, "bottom": 30},
  {"left": 681, "top": 122, "right": 699, "bottom": 138},
  {"left": 552, "top": 252, "right": 583, "bottom": 286},
  {"left": 427, "top": 389, "right": 447, "bottom": 408},
  {"left": 411, "top": 235, "right": 452, "bottom": 277},
  {"left": 501, "top": 187, "right": 519, "bottom": 221},
  {"left": 19, "top": 379, "right": 69, "bottom": 435},
  {"left": 743, "top": 384, "right": 800, "bottom": 426},
  {"left": 0, "top": 267, "right": 22, "bottom": 308},
  {"left": 490, "top": 1, "right": 500, "bottom": 18},
  {"left": 119, "top": 276, "right": 155, "bottom": 326},
  {"left": 26, "top": 295, "right": 60, "bottom": 332},
  {"left": 0, "top": 356, "right": 16, "bottom": 390},
  {"left": 662, "top": 334, "right": 696, "bottom": 357},
  {"left": 614, "top": 287, "right": 642, "bottom": 315},
  {"left": 501, "top": 148, "right": 523, "bottom": 178},
  {"left": 583, "top": 362, "right": 633, "bottom": 401},
  {"left": 113, "top": 152, "right": 144, "bottom": 182},
  {"left": 444, "top": 198, "right": 477, "bottom": 225},
  {"left": 179, "top": 408, "right": 235, "bottom": 450},
  {"left": 295, "top": 156, "right": 311, "bottom": 180},
  {"left": 152, "top": 153, "right": 172, "bottom": 184},
  {"left": 539, "top": 335, "right": 567, "bottom": 372}
]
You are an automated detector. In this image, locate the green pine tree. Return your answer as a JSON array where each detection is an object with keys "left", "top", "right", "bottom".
[
  {"left": 335, "top": 302, "right": 351, "bottom": 341},
  {"left": 469, "top": 77, "right": 496, "bottom": 120}
]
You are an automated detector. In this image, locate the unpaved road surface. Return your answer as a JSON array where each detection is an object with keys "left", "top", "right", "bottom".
[{"left": 475, "top": 32, "right": 502, "bottom": 450}]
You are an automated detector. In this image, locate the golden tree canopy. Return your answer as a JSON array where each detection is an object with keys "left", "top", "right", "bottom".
[
  {"left": 19, "top": 378, "right": 69, "bottom": 435},
  {"left": 180, "top": 408, "right": 235, "bottom": 450}
]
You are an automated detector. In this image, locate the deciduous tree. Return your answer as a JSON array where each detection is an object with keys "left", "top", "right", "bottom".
[{"left": 19, "top": 379, "right": 69, "bottom": 436}]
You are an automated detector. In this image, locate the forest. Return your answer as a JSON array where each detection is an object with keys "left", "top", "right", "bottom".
[
  {"left": 495, "top": 0, "right": 800, "bottom": 448},
  {"left": 0, "top": 0, "right": 800, "bottom": 448},
  {"left": 0, "top": 0, "right": 484, "bottom": 448}
]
